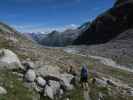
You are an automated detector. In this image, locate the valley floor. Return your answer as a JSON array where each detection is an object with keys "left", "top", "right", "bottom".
[{"left": 0, "top": 44, "right": 133, "bottom": 100}]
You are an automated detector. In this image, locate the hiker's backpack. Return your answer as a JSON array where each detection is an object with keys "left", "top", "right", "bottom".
[{"left": 81, "top": 67, "right": 88, "bottom": 78}]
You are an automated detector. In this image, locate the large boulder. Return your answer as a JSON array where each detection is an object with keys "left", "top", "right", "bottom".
[
  {"left": 25, "top": 69, "right": 36, "bottom": 82},
  {"left": 40, "top": 73, "right": 74, "bottom": 91},
  {"left": 36, "top": 65, "right": 74, "bottom": 93},
  {"left": 36, "top": 65, "right": 60, "bottom": 77},
  {"left": 0, "top": 86, "right": 7, "bottom": 95},
  {"left": 0, "top": 49, "right": 23, "bottom": 70},
  {"left": 60, "top": 73, "right": 74, "bottom": 90}
]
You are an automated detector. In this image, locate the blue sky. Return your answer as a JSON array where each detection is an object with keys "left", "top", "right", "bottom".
[{"left": 0, "top": 0, "right": 115, "bottom": 33}]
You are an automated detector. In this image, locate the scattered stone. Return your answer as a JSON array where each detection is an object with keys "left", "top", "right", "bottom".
[
  {"left": 22, "top": 60, "right": 35, "bottom": 71},
  {"left": 44, "top": 85, "right": 54, "bottom": 100},
  {"left": 66, "top": 98, "right": 70, "bottom": 100},
  {"left": 36, "top": 76, "right": 46, "bottom": 87},
  {"left": 59, "top": 89, "right": 64, "bottom": 96},
  {"left": 49, "top": 80, "right": 60, "bottom": 96},
  {"left": 106, "top": 80, "right": 116, "bottom": 86},
  {"left": 0, "top": 86, "right": 7, "bottom": 95},
  {"left": 95, "top": 78, "right": 107, "bottom": 87},
  {"left": 33, "top": 82, "right": 43, "bottom": 93},
  {"left": 25, "top": 69, "right": 36, "bottom": 82},
  {"left": 127, "top": 88, "right": 133, "bottom": 96}
]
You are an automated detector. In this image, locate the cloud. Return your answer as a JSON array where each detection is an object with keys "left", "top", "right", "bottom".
[{"left": 13, "top": 24, "right": 79, "bottom": 33}]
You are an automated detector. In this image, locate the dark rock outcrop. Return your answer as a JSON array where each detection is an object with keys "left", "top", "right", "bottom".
[{"left": 73, "top": 0, "right": 133, "bottom": 45}]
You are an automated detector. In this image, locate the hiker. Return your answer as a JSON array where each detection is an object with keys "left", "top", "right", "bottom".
[
  {"left": 68, "top": 65, "right": 76, "bottom": 75},
  {"left": 0, "top": 50, "right": 4, "bottom": 57},
  {"left": 68, "top": 65, "right": 77, "bottom": 86},
  {"left": 80, "top": 64, "right": 89, "bottom": 90}
]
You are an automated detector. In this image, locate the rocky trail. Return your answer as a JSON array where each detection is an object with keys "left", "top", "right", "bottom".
[
  {"left": 89, "top": 55, "right": 133, "bottom": 73},
  {"left": 63, "top": 48, "right": 133, "bottom": 73}
]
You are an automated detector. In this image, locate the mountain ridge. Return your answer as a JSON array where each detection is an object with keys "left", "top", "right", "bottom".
[
  {"left": 73, "top": 0, "right": 133, "bottom": 45},
  {"left": 25, "top": 22, "right": 90, "bottom": 47}
]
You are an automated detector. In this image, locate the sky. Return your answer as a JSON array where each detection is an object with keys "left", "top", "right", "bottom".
[{"left": 0, "top": 0, "right": 115, "bottom": 33}]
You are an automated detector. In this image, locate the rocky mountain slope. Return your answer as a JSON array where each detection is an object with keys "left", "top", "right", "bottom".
[
  {"left": 68, "top": 29, "right": 133, "bottom": 69},
  {"left": 74, "top": 0, "right": 133, "bottom": 45},
  {"left": 65, "top": 0, "right": 133, "bottom": 70}
]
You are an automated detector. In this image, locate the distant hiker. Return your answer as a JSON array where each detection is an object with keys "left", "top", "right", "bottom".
[
  {"left": 80, "top": 64, "right": 89, "bottom": 90},
  {"left": 68, "top": 65, "right": 76, "bottom": 75},
  {"left": 68, "top": 65, "right": 77, "bottom": 86},
  {"left": 0, "top": 50, "right": 4, "bottom": 57},
  {"left": 69, "top": 65, "right": 73, "bottom": 74},
  {"left": 91, "top": 78, "right": 96, "bottom": 84}
]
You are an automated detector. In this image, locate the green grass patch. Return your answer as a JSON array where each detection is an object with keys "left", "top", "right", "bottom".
[
  {"left": 61, "top": 87, "right": 84, "bottom": 100},
  {"left": 0, "top": 70, "right": 39, "bottom": 100}
]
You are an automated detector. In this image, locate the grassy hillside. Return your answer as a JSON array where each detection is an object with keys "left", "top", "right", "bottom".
[{"left": 0, "top": 70, "right": 39, "bottom": 100}]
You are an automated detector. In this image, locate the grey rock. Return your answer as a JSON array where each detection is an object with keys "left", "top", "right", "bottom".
[
  {"left": 25, "top": 69, "right": 36, "bottom": 82},
  {"left": 0, "top": 86, "right": 7, "bottom": 95},
  {"left": 49, "top": 80, "right": 60, "bottom": 96},
  {"left": 36, "top": 76, "right": 46, "bottom": 87},
  {"left": 22, "top": 60, "right": 35, "bottom": 71},
  {"left": 0, "top": 49, "right": 24, "bottom": 70},
  {"left": 95, "top": 78, "right": 107, "bottom": 87},
  {"left": 60, "top": 73, "right": 74, "bottom": 90},
  {"left": 44, "top": 85, "right": 54, "bottom": 100},
  {"left": 36, "top": 65, "right": 60, "bottom": 77}
]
